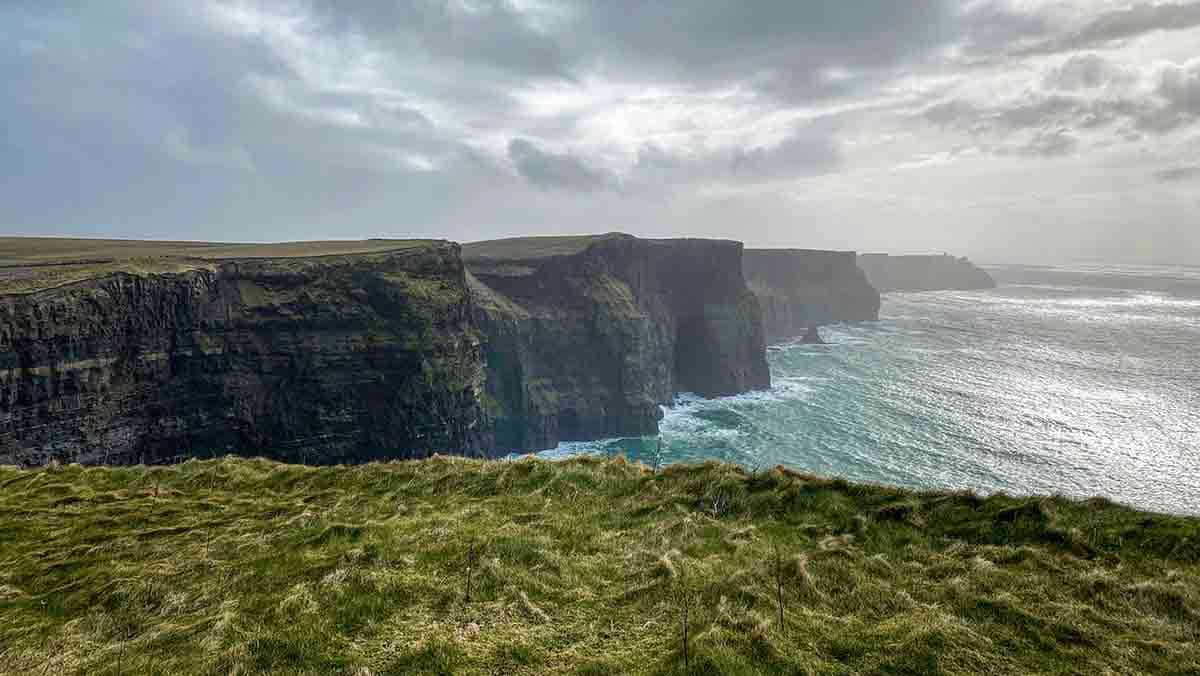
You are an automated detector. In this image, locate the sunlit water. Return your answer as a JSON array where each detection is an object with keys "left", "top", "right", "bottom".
[{"left": 536, "top": 263, "right": 1200, "bottom": 516}]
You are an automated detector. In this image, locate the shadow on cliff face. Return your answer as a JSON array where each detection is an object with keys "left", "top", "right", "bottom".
[
  {"left": 743, "top": 248, "right": 881, "bottom": 344},
  {"left": 1, "top": 234, "right": 774, "bottom": 466},
  {"left": 465, "top": 233, "right": 770, "bottom": 454},
  {"left": 0, "top": 243, "right": 491, "bottom": 467}
]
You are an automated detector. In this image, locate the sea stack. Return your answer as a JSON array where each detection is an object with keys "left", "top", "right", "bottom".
[{"left": 800, "top": 325, "right": 825, "bottom": 344}]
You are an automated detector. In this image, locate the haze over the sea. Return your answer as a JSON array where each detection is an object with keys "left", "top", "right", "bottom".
[{"left": 541, "top": 262, "right": 1200, "bottom": 516}]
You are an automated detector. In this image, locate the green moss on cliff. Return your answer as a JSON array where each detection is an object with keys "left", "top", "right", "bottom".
[{"left": 0, "top": 457, "right": 1197, "bottom": 675}]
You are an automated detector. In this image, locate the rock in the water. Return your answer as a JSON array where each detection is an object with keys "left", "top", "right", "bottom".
[{"left": 800, "top": 326, "right": 825, "bottom": 344}]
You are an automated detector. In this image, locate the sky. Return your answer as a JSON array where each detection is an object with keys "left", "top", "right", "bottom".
[{"left": 2, "top": 1, "right": 1199, "bottom": 264}]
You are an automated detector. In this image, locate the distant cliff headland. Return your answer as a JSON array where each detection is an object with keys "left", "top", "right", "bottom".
[
  {"left": 743, "top": 249, "right": 880, "bottom": 343},
  {"left": 1, "top": 236, "right": 992, "bottom": 466},
  {"left": 858, "top": 253, "right": 995, "bottom": 292}
]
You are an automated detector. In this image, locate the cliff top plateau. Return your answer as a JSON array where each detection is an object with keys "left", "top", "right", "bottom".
[
  {"left": 0, "top": 237, "right": 442, "bottom": 295},
  {"left": 857, "top": 252, "right": 996, "bottom": 292},
  {"left": 0, "top": 456, "right": 1196, "bottom": 675}
]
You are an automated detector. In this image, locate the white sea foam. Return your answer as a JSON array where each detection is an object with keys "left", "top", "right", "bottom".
[{"left": 534, "top": 265, "right": 1200, "bottom": 515}]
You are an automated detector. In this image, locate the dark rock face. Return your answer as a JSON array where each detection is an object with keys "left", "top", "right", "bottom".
[
  {"left": 800, "top": 326, "right": 825, "bottom": 344},
  {"left": 1, "top": 234, "right": 773, "bottom": 465},
  {"left": 466, "top": 234, "right": 770, "bottom": 453},
  {"left": 0, "top": 245, "right": 490, "bottom": 466},
  {"left": 857, "top": 254, "right": 995, "bottom": 292},
  {"left": 742, "top": 249, "right": 880, "bottom": 343}
]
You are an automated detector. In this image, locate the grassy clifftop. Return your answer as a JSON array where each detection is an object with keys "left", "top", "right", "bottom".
[
  {"left": 0, "top": 237, "right": 439, "bottom": 295},
  {"left": 0, "top": 457, "right": 1197, "bottom": 675}
]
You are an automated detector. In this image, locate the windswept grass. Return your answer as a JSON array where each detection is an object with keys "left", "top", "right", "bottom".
[
  {"left": 0, "top": 237, "right": 439, "bottom": 294},
  {"left": 0, "top": 457, "right": 1197, "bottom": 675}
]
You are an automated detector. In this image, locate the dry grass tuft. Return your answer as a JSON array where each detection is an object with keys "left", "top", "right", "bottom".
[
  {"left": 517, "top": 591, "right": 550, "bottom": 624},
  {"left": 0, "top": 457, "right": 1197, "bottom": 675}
]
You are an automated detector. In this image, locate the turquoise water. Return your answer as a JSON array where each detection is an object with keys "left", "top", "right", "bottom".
[{"left": 539, "top": 263, "right": 1200, "bottom": 516}]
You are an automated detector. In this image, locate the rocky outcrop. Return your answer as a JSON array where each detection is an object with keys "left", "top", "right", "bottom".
[
  {"left": 465, "top": 234, "right": 770, "bottom": 452},
  {"left": 742, "top": 249, "right": 880, "bottom": 343},
  {"left": 0, "top": 244, "right": 489, "bottom": 466},
  {"left": 858, "top": 254, "right": 995, "bottom": 292}
]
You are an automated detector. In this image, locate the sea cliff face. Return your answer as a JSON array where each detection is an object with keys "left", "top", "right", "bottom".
[
  {"left": 743, "top": 249, "right": 880, "bottom": 343},
  {"left": 0, "top": 244, "right": 489, "bottom": 466},
  {"left": 1, "top": 234, "right": 772, "bottom": 464},
  {"left": 465, "top": 234, "right": 770, "bottom": 452},
  {"left": 858, "top": 253, "right": 995, "bottom": 292}
]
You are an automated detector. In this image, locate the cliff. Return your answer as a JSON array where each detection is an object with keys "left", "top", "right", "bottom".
[
  {"left": 0, "top": 240, "right": 489, "bottom": 466},
  {"left": 742, "top": 248, "right": 880, "bottom": 343},
  {"left": 465, "top": 233, "right": 770, "bottom": 452},
  {"left": 857, "top": 253, "right": 995, "bottom": 292}
]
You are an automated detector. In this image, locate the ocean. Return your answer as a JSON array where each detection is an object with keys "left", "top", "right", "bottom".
[{"left": 538, "top": 263, "right": 1200, "bottom": 516}]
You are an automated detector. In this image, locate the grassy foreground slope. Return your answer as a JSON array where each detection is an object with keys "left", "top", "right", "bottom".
[{"left": 0, "top": 457, "right": 1197, "bottom": 675}]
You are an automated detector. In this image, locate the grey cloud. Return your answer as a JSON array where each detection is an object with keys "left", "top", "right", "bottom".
[
  {"left": 730, "top": 125, "right": 843, "bottom": 180},
  {"left": 1044, "top": 53, "right": 1133, "bottom": 90},
  {"left": 1153, "top": 165, "right": 1200, "bottom": 181},
  {"left": 507, "top": 138, "right": 615, "bottom": 191},
  {"left": 0, "top": 2, "right": 504, "bottom": 238},
  {"left": 919, "top": 55, "right": 1199, "bottom": 156},
  {"left": 305, "top": 0, "right": 572, "bottom": 80},
  {"left": 1018, "top": 2, "right": 1200, "bottom": 56},
  {"left": 1159, "top": 61, "right": 1200, "bottom": 111},
  {"left": 1019, "top": 130, "right": 1078, "bottom": 157},
  {"left": 3, "top": 0, "right": 1200, "bottom": 264},
  {"left": 297, "top": 1, "right": 961, "bottom": 105},
  {"left": 630, "top": 120, "right": 842, "bottom": 186},
  {"left": 572, "top": 0, "right": 954, "bottom": 101}
]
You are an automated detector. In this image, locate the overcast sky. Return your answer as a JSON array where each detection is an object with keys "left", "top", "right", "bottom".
[{"left": 3, "top": 1, "right": 1199, "bottom": 263}]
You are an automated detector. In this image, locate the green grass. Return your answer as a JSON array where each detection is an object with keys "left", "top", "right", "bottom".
[
  {"left": 461, "top": 234, "right": 624, "bottom": 262},
  {"left": 0, "top": 237, "right": 441, "bottom": 294},
  {"left": 0, "top": 457, "right": 1197, "bottom": 675}
]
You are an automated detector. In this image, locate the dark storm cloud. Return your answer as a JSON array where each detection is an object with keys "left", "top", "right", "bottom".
[
  {"left": 572, "top": 0, "right": 954, "bottom": 101},
  {"left": 507, "top": 138, "right": 615, "bottom": 191},
  {"left": 294, "top": 0, "right": 958, "bottom": 102}
]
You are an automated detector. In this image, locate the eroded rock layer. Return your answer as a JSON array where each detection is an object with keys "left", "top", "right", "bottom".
[
  {"left": 465, "top": 234, "right": 770, "bottom": 452},
  {"left": 743, "top": 249, "right": 881, "bottom": 343},
  {"left": 0, "top": 244, "right": 489, "bottom": 466}
]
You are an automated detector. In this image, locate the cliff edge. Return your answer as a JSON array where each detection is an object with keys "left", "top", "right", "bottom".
[
  {"left": 0, "top": 240, "right": 489, "bottom": 465},
  {"left": 858, "top": 253, "right": 995, "bottom": 292},
  {"left": 743, "top": 248, "right": 880, "bottom": 343},
  {"left": 465, "top": 233, "right": 770, "bottom": 452}
]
